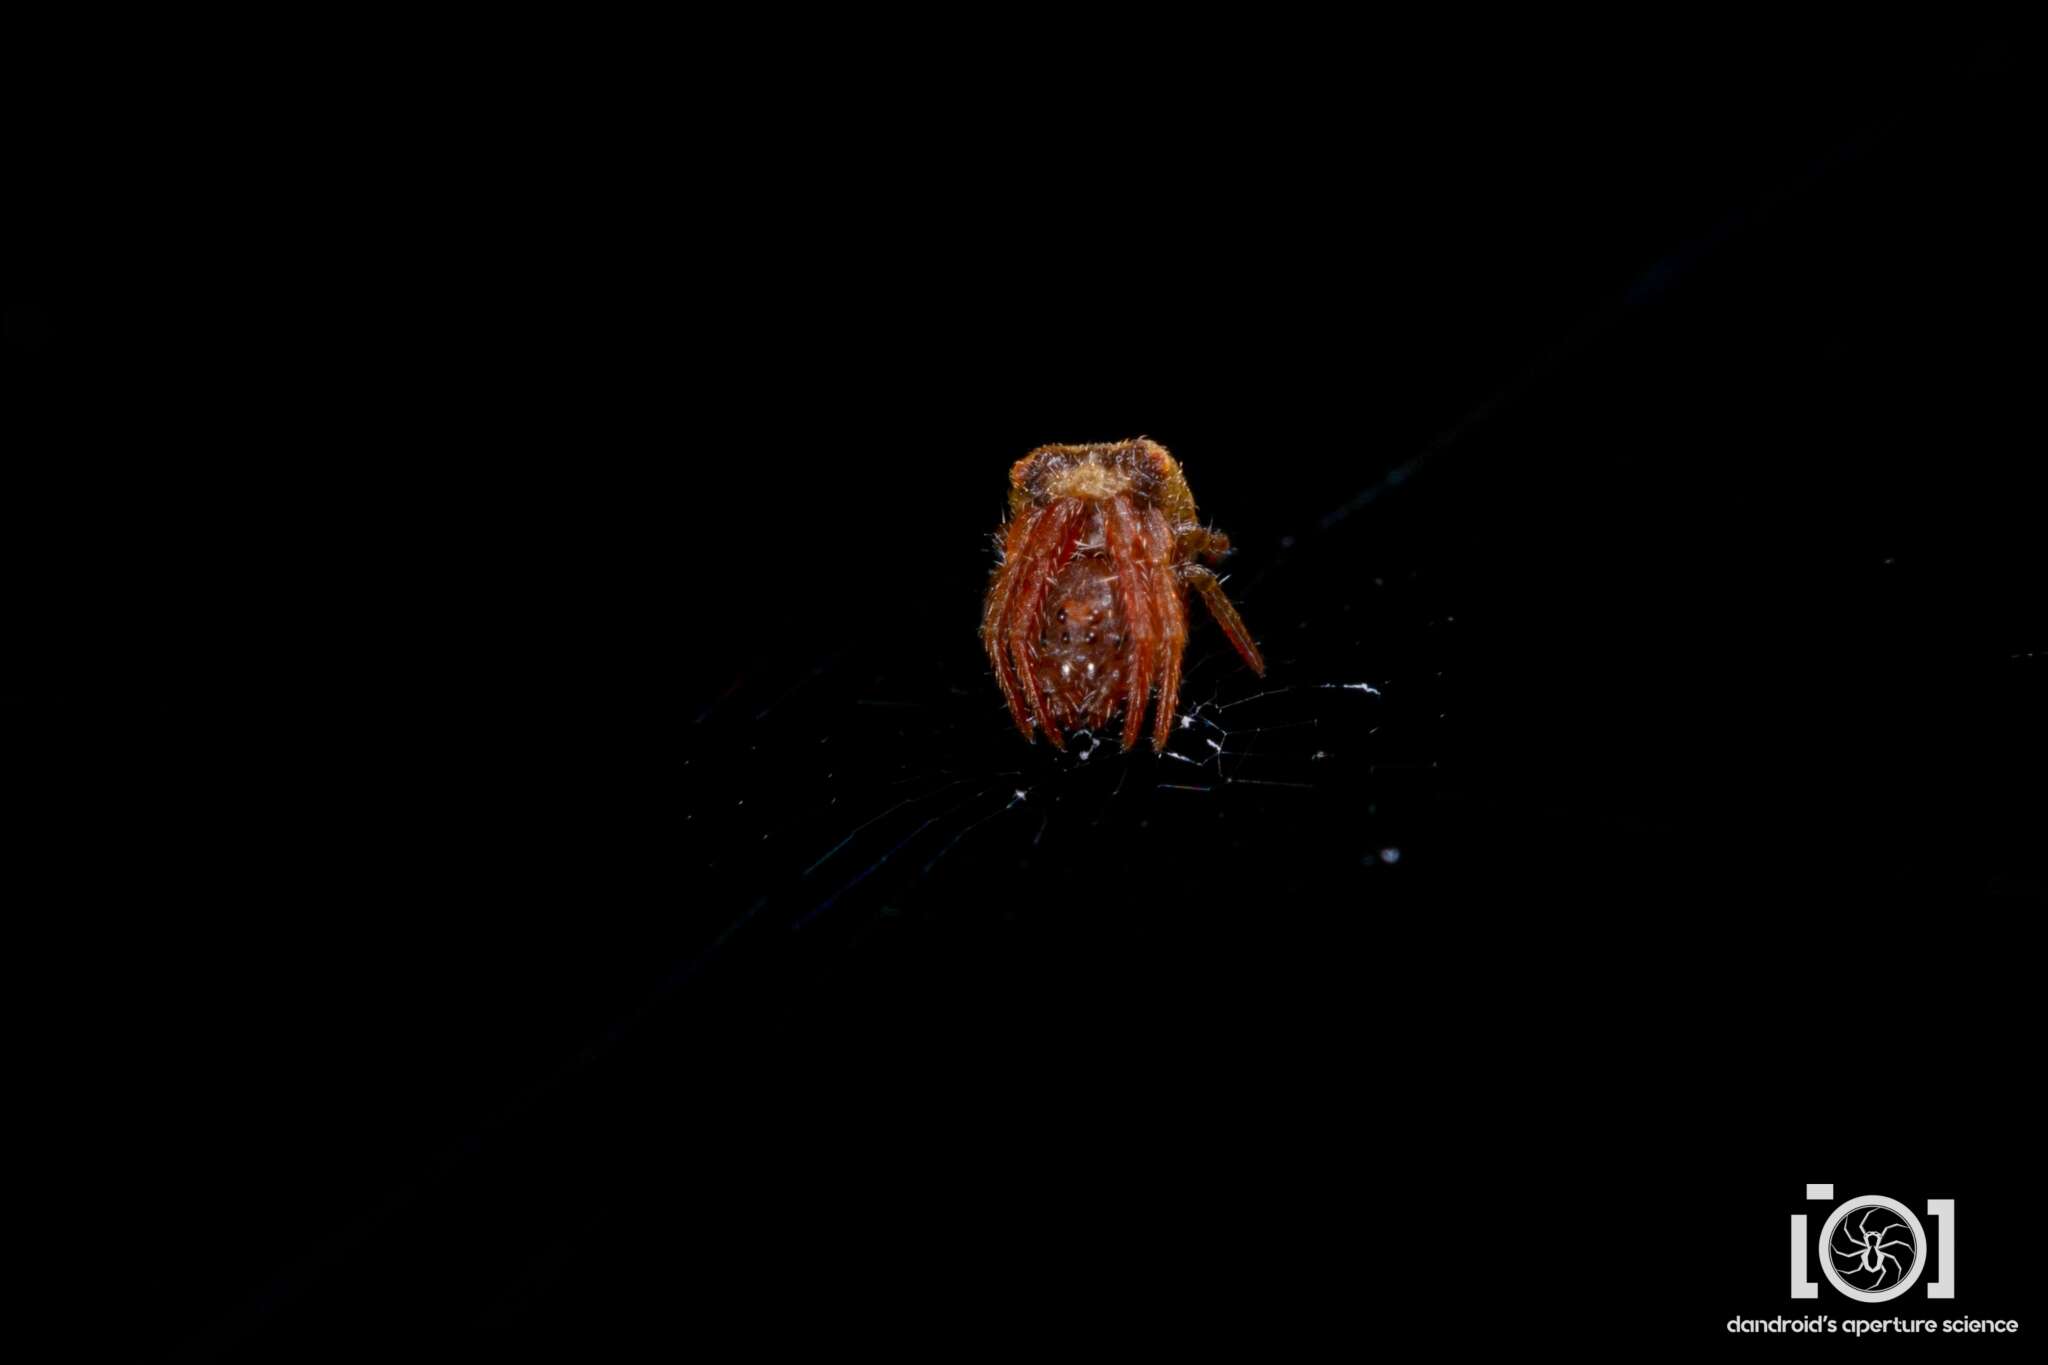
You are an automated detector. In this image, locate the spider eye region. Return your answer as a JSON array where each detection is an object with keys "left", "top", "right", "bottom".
[{"left": 1041, "top": 460, "right": 1133, "bottom": 502}]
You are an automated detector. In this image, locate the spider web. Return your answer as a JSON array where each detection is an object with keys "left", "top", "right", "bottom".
[{"left": 679, "top": 507, "right": 1457, "bottom": 982}]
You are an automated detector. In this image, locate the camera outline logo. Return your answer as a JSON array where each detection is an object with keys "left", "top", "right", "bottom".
[{"left": 1791, "top": 1185, "right": 1954, "bottom": 1301}]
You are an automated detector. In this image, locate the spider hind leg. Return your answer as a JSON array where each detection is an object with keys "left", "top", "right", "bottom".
[
  {"left": 1104, "top": 496, "right": 1160, "bottom": 751},
  {"left": 985, "top": 501, "right": 1085, "bottom": 746},
  {"left": 1186, "top": 564, "right": 1266, "bottom": 677}
]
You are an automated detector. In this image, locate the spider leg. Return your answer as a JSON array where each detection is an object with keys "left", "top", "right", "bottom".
[
  {"left": 983, "top": 509, "right": 1047, "bottom": 740},
  {"left": 1085, "top": 510, "right": 1134, "bottom": 734},
  {"left": 1185, "top": 564, "right": 1266, "bottom": 677},
  {"left": 1150, "top": 599, "right": 1187, "bottom": 749},
  {"left": 986, "top": 616, "right": 1036, "bottom": 742},
  {"left": 1085, "top": 654, "right": 1121, "bottom": 733},
  {"left": 1005, "top": 500, "right": 1085, "bottom": 749},
  {"left": 1876, "top": 1251, "right": 1900, "bottom": 1286},
  {"left": 1177, "top": 525, "right": 1232, "bottom": 564},
  {"left": 1877, "top": 1238, "right": 1911, "bottom": 1253},
  {"left": 1147, "top": 507, "right": 1188, "bottom": 750},
  {"left": 1105, "top": 494, "right": 1160, "bottom": 750}
]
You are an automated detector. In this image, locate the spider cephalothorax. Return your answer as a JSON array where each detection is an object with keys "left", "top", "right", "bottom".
[{"left": 981, "top": 437, "right": 1264, "bottom": 751}]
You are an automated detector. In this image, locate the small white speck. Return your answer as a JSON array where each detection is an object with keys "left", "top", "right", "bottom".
[{"left": 1379, "top": 847, "right": 1401, "bottom": 864}]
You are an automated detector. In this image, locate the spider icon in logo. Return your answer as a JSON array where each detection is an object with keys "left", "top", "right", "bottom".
[{"left": 1819, "top": 1195, "right": 1926, "bottom": 1303}]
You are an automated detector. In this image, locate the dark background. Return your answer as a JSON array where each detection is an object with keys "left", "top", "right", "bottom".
[{"left": 14, "top": 28, "right": 2041, "bottom": 1357}]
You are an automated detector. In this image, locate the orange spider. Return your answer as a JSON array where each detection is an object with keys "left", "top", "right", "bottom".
[{"left": 980, "top": 437, "right": 1265, "bottom": 751}]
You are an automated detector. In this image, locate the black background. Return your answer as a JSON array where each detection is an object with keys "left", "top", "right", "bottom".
[{"left": 14, "top": 26, "right": 2042, "bottom": 1358}]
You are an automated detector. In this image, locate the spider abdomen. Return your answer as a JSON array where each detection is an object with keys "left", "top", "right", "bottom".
[{"left": 1031, "top": 538, "right": 1129, "bottom": 733}]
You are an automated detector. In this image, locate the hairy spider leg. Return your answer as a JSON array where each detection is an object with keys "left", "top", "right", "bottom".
[
  {"left": 1147, "top": 505, "right": 1190, "bottom": 750},
  {"left": 1003, "top": 499, "right": 1087, "bottom": 748},
  {"left": 984, "top": 499, "right": 1082, "bottom": 744},
  {"left": 983, "top": 522, "right": 1036, "bottom": 740},
  {"left": 1175, "top": 521, "right": 1264, "bottom": 674},
  {"left": 1186, "top": 565, "right": 1266, "bottom": 676},
  {"left": 983, "top": 510, "right": 1046, "bottom": 741},
  {"left": 1084, "top": 523, "right": 1127, "bottom": 735},
  {"left": 1104, "top": 494, "right": 1166, "bottom": 750},
  {"left": 1177, "top": 526, "right": 1232, "bottom": 563}
]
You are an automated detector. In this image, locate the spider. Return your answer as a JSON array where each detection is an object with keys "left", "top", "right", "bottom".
[
  {"left": 1830, "top": 1208, "right": 1914, "bottom": 1289},
  {"left": 980, "top": 437, "right": 1264, "bottom": 751}
]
